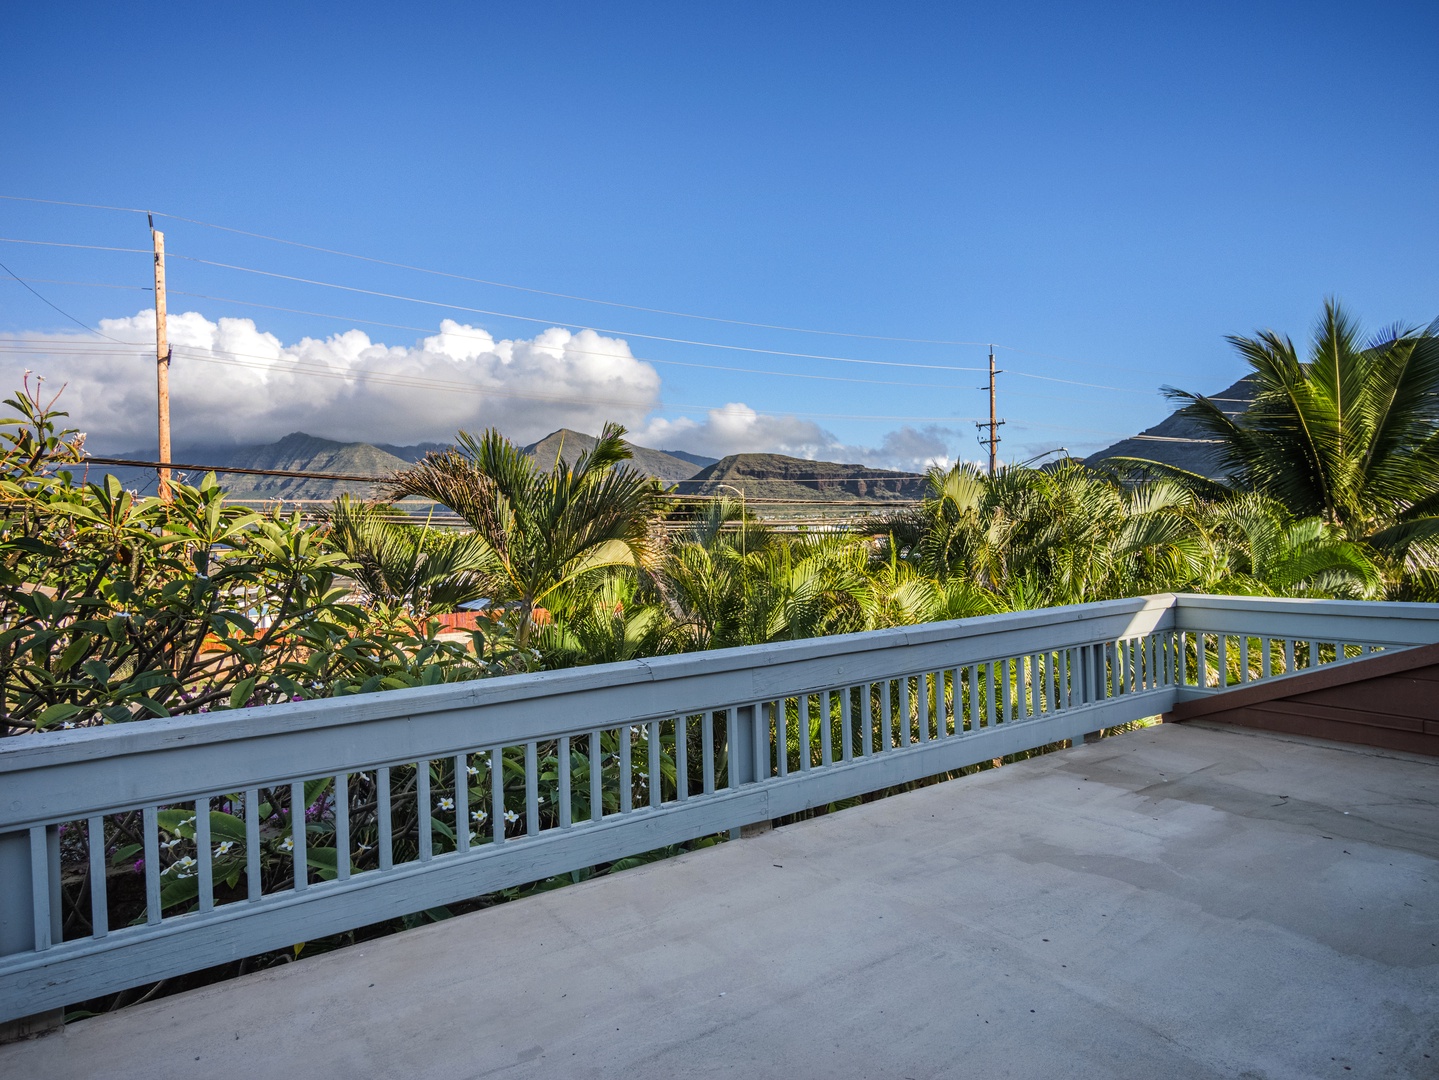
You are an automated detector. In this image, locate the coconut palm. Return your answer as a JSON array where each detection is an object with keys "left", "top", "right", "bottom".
[
  {"left": 1119, "top": 301, "right": 1439, "bottom": 565},
  {"left": 386, "top": 423, "right": 659, "bottom": 645}
]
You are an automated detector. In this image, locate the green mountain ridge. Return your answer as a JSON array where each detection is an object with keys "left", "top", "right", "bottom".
[{"left": 676, "top": 454, "right": 927, "bottom": 502}]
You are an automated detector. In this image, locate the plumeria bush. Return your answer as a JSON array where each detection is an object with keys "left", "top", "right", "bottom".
[{"left": 0, "top": 379, "right": 513, "bottom": 737}]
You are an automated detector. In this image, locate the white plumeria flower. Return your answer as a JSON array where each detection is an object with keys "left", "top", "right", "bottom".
[
  {"left": 171, "top": 855, "right": 197, "bottom": 879},
  {"left": 503, "top": 810, "right": 519, "bottom": 825},
  {"left": 356, "top": 841, "right": 372, "bottom": 853},
  {"left": 469, "top": 832, "right": 480, "bottom": 844},
  {"left": 437, "top": 797, "right": 455, "bottom": 812},
  {"left": 162, "top": 837, "right": 182, "bottom": 850},
  {"left": 279, "top": 836, "right": 294, "bottom": 852},
  {"left": 471, "top": 809, "right": 488, "bottom": 824},
  {"left": 466, "top": 765, "right": 480, "bottom": 778},
  {"left": 214, "top": 841, "right": 234, "bottom": 856}
]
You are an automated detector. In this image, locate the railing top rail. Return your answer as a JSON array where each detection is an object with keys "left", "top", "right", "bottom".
[
  {"left": 0, "top": 594, "right": 1174, "bottom": 773},
  {"left": 1172, "top": 594, "right": 1439, "bottom": 619},
  {"left": 0, "top": 594, "right": 1179, "bottom": 828}
]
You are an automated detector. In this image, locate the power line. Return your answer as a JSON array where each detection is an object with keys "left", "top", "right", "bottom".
[
  {"left": 0, "top": 237, "right": 151, "bottom": 255},
  {"left": 0, "top": 194, "right": 997, "bottom": 347},
  {"left": 166, "top": 252, "right": 994, "bottom": 374},
  {"left": 16, "top": 281, "right": 994, "bottom": 394},
  {"left": 80, "top": 455, "right": 927, "bottom": 502},
  {"left": 0, "top": 336, "right": 985, "bottom": 423},
  {"left": 0, "top": 261, "right": 131, "bottom": 342},
  {"left": 0, "top": 200, "right": 1176, "bottom": 378}
]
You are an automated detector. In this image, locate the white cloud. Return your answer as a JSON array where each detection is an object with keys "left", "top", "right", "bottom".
[
  {"left": 3, "top": 312, "right": 661, "bottom": 450},
  {"left": 638, "top": 406, "right": 961, "bottom": 472},
  {"left": 3, "top": 310, "right": 963, "bottom": 470}
]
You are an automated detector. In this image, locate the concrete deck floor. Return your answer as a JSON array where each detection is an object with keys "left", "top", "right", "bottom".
[{"left": 4, "top": 722, "right": 1437, "bottom": 1080}]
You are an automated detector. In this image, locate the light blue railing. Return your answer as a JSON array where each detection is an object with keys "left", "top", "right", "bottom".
[{"left": 3, "top": 593, "right": 1437, "bottom": 1021}]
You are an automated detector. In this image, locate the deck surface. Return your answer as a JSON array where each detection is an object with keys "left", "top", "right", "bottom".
[{"left": 4, "top": 722, "right": 1437, "bottom": 1079}]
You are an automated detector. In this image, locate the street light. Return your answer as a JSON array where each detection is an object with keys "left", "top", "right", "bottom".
[{"left": 1015, "top": 447, "right": 1070, "bottom": 469}]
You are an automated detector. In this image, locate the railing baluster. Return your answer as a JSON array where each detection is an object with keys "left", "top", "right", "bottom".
[
  {"left": 754, "top": 702, "right": 767, "bottom": 781},
  {"left": 701, "top": 713, "right": 715, "bottom": 795},
  {"left": 489, "top": 751, "right": 504, "bottom": 844},
  {"left": 675, "top": 719, "right": 688, "bottom": 802},
  {"left": 1309, "top": 639, "right": 1319, "bottom": 668},
  {"left": 336, "top": 772, "right": 353, "bottom": 873},
  {"left": 244, "top": 787, "right": 261, "bottom": 901},
  {"left": 647, "top": 721, "right": 661, "bottom": 808},
  {"left": 450, "top": 759, "right": 466, "bottom": 855},
  {"left": 800, "top": 693, "right": 812, "bottom": 768},
  {"left": 620, "top": 726, "right": 633, "bottom": 812},
  {"left": 590, "top": 730, "right": 605, "bottom": 820},
  {"left": 1283, "top": 638, "right": 1295, "bottom": 675},
  {"left": 863, "top": 681, "right": 877, "bottom": 750},
  {"left": 821, "top": 692, "right": 834, "bottom": 765},
  {"left": 985, "top": 663, "right": 998, "bottom": 725},
  {"left": 559, "top": 736, "right": 573, "bottom": 824},
  {"left": 142, "top": 806, "right": 160, "bottom": 924},
  {"left": 967, "top": 666, "right": 978, "bottom": 729},
  {"left": 29, "top": 826, "right": 51, "bottom": 950},
  {"left": 291, "top": 782, "right": 307, "bottom": 890},
  {"left": 1217, "top": 635, "right": 1229, "bottom": 688},
  {"left": 844, "top": 685, "right": 856, "bottom": 758},
  {"left": 88, "top": 814, "right": 107, "bottom": 938},
  {"left": 1261, "top": 638, "right": 1272, "bottom": 679},
  {"left": 527, "top": 741, "right": 542, "bottom": 833},
  {"left": 417, "top": 764, "right": 433, "bottom": 861},
  {"left": 195, "top": 796, "right": 213, "bottom": 914},
  {"left": 1028, "top": 654, "right": 1040, "bottom": 715},
  {"left": 379, "top": 765, "right": 394, "bottom": 867},
  {"left": 776, "top": 701, "right": 789, "bottom": 776}
]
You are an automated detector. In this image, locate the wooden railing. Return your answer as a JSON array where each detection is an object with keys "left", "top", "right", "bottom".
[{"left": 3, "top": 593, "right": 1437, "bottom": 1021}]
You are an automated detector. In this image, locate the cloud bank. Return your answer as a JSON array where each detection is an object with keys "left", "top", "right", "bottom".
[{"left": 3, "top": 310, "right": 960, "bottom": 469}]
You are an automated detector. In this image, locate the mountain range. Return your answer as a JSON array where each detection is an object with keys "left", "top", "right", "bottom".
[{"left": 91, "top": 376, "right": 1253, "bottom": 504}]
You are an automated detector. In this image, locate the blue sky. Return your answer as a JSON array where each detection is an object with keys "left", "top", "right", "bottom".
[{"left": 2, "top": 1, "right": 1436, "bottom": 464}]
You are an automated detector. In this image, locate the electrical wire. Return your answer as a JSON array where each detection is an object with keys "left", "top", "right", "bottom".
[
  {"left": 0, "top": 261, "right": 132, "bottom": 342},
  {"left": 166, "top": 252, "right": 994, "bottom": 374},
  {"left": 0, "top": 194, "right": 997, "bottom": 347},
  {"left": 0, "top": 336, "right": 985, "bottom": 423}
]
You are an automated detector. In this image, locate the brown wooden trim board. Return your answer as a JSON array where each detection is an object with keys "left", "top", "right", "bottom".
[{"left": 1169, "top": 641, "right": 1439, "bottom": 757}]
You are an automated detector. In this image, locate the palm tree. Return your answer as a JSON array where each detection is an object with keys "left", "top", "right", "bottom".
[
  {"left": 911, "top": 461, "right": 1209, "bottom": 606},
  {"left": 1200, "top": 493, "right": 1383, "bottom": 599},
  {"left": 322, "top": 496, "right": 496, "bottom": 615},
  {"left": 387, "top": 423, "right": 659, "bottom": 646},
  {"left": 1118, "top": 301, "right": 1439, "bottom": 567}
]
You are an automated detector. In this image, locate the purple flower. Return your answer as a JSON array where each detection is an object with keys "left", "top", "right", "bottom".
[{"left": 132, "top": 857, "right": 145, "bottom": 874}]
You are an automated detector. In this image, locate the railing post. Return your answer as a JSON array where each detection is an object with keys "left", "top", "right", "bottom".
[
  {"left": 728, "top": 704, "right": 771, "bottom": 839},
  {"left": 0, "top": 827, "right": 63, "bottom": 1042}
]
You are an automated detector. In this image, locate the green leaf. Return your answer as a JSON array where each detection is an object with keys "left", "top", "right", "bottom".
[
  {"left": 55, "top": 635, "right": 92, "bottom": 673},
  {"left": 228, "top": 677, "right": 257, "bottom": 710},
  {"left": 34, "top": 702, "right": 82, "bottom": 730}
]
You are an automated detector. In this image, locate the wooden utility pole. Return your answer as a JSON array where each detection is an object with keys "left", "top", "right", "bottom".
[
  {"left": 975, "top": 344, "right": 1004, "bottom": 475},
  {"left": 151, "top": 222, "right": 172, "bottom": 502}
]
